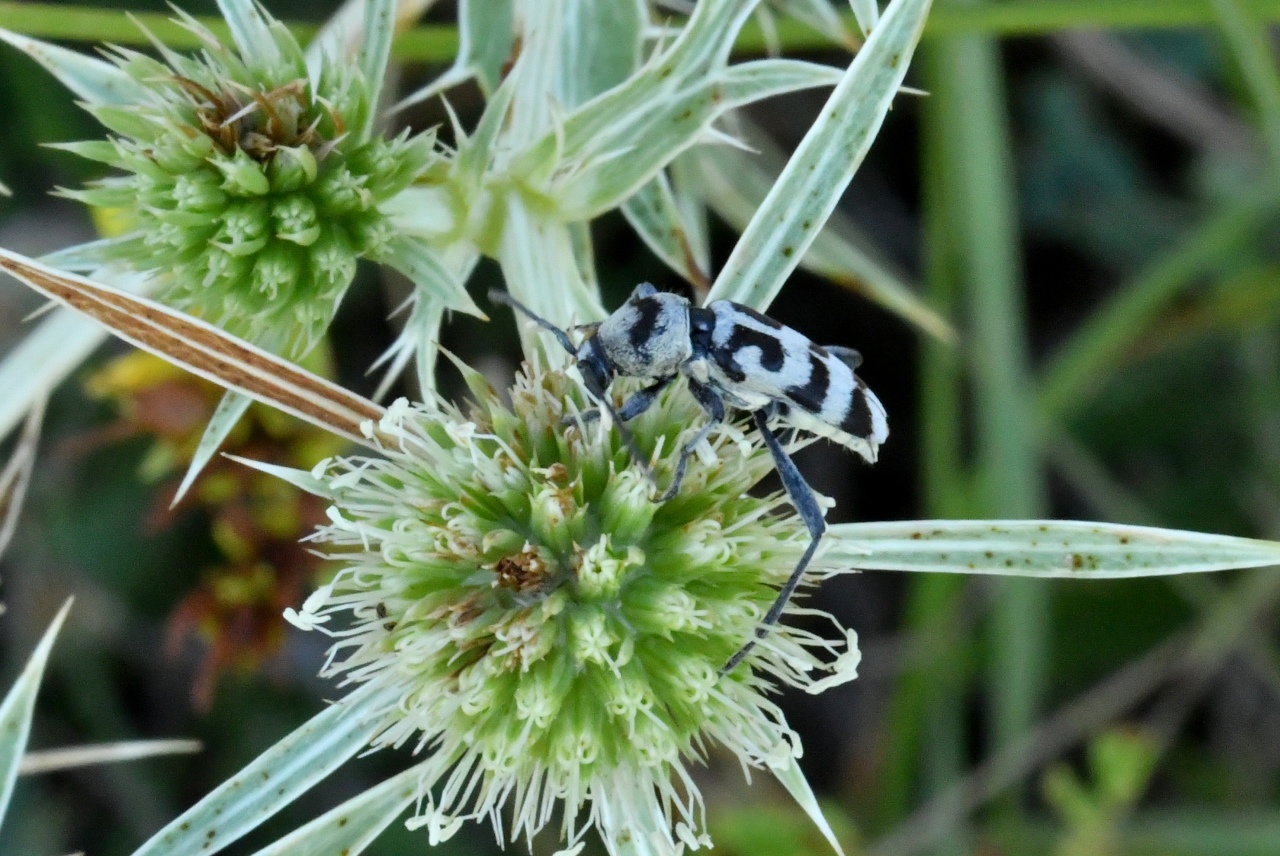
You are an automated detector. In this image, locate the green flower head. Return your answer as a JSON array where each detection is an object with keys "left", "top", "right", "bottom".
[
  {"left": 24, "top": 4, "right": 437, "bottom": 356},
  {"left": 286, "top": 361, "right": 861, "bottom": 853}
]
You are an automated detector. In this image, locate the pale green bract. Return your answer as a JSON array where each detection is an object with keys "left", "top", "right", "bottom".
[{"left": 0, "top": 602, "right": 70, "bottom": 828}]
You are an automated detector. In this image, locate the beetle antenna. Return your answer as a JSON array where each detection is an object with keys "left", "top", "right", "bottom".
[
  {"left": 600, "top": 398, "right": 656, "bottom": 485},
  {"left": 488, "top": 290, "right": 577, "bottom": 355}
]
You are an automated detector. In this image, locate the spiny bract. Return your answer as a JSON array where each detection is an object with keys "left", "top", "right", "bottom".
[{"left": 57, "top": 11, "right": 437, "bottom": 355}]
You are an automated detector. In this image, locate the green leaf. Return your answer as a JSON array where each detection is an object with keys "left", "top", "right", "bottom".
[
  {"left": 771, "top": 754, "right": 845, "bottom": 856},
  {"left": 554, "top": 60, "right": 843, "bottom": 220},
  {"left": 1211, "top": 0, "right": 1280, "bottom": 166},
  {"left": 381, "top": 236, "right": 482, "bottom": 317},
  {"left": 453, "top": 75, "right": 517, "bottom": 189},
  {"left": 356, "top": 0, "right": 396, "bottom": 138},
  {"left": 510, "top": 0, "right": 756, "bottom": 189},
  {"left": 45, "top": 140, "right": 128, "bottom": 172},
  {"left": 849, "top": 0, "right": 881, "bottom": 35},
  {"left": 767, "top": 0, "right": 857, "bottom": 46},
  {"left": 248, "top": 761, "right": 429, "bottom": 856},
  {"left": 393, "top": 0, "right": 513, "bottom": 109},
  {"left": 130, "top": 685, "right": 396, "bottom": 856},
  {"left": 621, "top": 172, "right": 711, "bottom": 290},
  {"left": 683, "top": 132, "right": 953, "bottom": 341},
  {"left": 707, "top": 0, "right": 932, "bottom": 310},
  {"left": 0, "top": 400, "right": 43, "bottom": 560},
  {"left": 461, "top": 0, "right": 516, "bottom": 95},
  {"left": 17, "top": 740, "right": 202, "bottom": 775},
  {"left": 668, "top": 156, "right": 712, "bottom": 280},
  {"left": 215, "top": 0, "right": 283, "bottom": 68},
  {"left": 498, "top": 200, "right": 603, "bottom": 335},
  {"left": 719, "top": 57, "right": 843, "bottom": 101},
  {"left": 555, "top": 0, "right": 646, "bottom": 108},
  {"left": 0, "top": 26, "right": 147, "bottom": 105},
  {"left": 224, "top": 455, "right": 332, "bottom": 497},
  {"left": 826, "top": 520, "right": 1280, "bottom": 578},
  {"left": 306, "top": 0, "right": 434, "bottom": 69},
  {"left": 0, "top": 600, "right": 72, "bottom": 827},
  {"left": 373, "top": 245, "right": 480, "bottom": 399},
  {"left": 172, "top": 390, "right": 253, "bottom": 506}
]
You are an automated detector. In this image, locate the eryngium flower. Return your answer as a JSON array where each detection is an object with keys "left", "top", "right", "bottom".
[
  {"left": 287, "top": 361, "right": 861, "bottom": 853},
  {"left": 56, "top": 12, "right": 436, "bottom": 355}
]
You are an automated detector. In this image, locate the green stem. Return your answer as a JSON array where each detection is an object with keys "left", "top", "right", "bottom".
[
  {"left": 927, "top": 13, "right": 1046, "bottom": 789},
  {"left": 1211, "top": 0, "right": 1280, "bottom": 167},
  {"left": 14, "top": 1, "right": 1280, "bottom": 61},
  {"left": 876, "top": 43, "right": 970, "bottom": 836}
]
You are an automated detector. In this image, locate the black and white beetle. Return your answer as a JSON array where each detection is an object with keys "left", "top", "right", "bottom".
[{"left": 490, "top": 284, "right": 888, "bottom": 674}]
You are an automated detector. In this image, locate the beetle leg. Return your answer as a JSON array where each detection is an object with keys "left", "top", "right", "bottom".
[
  {"left": 566, "top": 375, "right": 676, "bottom": 426},
  {"left": 656, "top": 379, "right": 726, "bottom": 503},
  {"left": 721, "top": 409, "right": 827, "bottom": 676}
]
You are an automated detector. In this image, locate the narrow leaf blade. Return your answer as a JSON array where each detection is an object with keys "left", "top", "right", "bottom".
[
  {"left": 0, "top": 249, "right": 384, "bottom": 445},
  {"left": 826, "top": 520, "right": 1280, "bottom": 578},
  {"left": 172, "top": 390, "right": 253, "bottom": 506},
  {"left": 307, "top": 0, "right": 436, "bottom": 68},
  {"left": 249, "top": 762, "right": 427, "bottom": 856},
  {"left": 356, "top": 0, "right": 397, "bottom": 134},
  {"left": 772, "top": 754, "right": 845, "bottom": 856},
  {"left": 850, "top": 0, "right": 881, "bottom": 35},
  {"left": 0, "top": 400, "right": 44, "bottom": 560},
  {"left": 621, "top": 173, "right": 711, "bottom": 289},
  {"left": 0, "top": 27, "right": 146, "bottom": 105},
  {"left": 707, "top": 0, "right": 933, "bottom": 310},
  {"left": 19, "top": 740, "right": 201, "bottom": 776},
  {"left": 0, "top": 600, "right": 72, "bottom": 826},
  {"left": 215, "top": 0, "right": 282, "bottom": 66},
  {"left": 684, "top": 132, "right": 952, "bottom": 340},
  {"left": 131, "top": 685, "right": 394, "bottom": 856}
]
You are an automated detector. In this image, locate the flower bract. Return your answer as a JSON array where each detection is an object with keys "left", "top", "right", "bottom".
[{"left": 50, "top": 10, "right": 437, "bottom": 355}]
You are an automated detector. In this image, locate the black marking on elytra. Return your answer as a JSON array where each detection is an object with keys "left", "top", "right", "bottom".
[
  {"left": 627, "top": 297, "right": 664, "bottom": 356},
  {"left": 841, "top": 385, "right": 875, "bottom": 438},
  {"left": 786, "top": 352, "right": 830, "bottom": 415},
  {"left": 727, "top": 324, "right": 787, "bottom": 373}
]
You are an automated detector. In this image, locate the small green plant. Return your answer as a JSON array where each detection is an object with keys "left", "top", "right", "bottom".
[{"left": 1043, "top": 728, "right": 1161, "bottom": 856}]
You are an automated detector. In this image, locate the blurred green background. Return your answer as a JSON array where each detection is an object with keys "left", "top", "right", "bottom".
[{"left": 5, "top": 1, "right": 1280, "bottom": 854}]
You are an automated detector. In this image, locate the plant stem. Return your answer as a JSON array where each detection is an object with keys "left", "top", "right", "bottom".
[
  {"left": 876, "top": 44, "right": 970, "bottom": 839},
  {"left": 926, "top": 6, "right": 1047, "bottom": 796},
  {"left": 14, "top": 1, "right": 1280, "bottom": 61}
]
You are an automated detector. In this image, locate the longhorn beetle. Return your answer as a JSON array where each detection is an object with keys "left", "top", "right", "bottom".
[{"left": 490, "top": 284, "right": 888, "bottom": 674}]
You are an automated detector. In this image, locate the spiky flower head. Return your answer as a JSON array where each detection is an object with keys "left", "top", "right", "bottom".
[
  {"left": 287, "top": 360, "right": 861, "bottom": 854},
  {"left": 54, "top": 10, "right": 436, "bottom": 356}
]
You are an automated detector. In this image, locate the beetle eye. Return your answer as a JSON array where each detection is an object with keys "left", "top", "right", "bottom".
[{"left": 582, "top": 360, "right": 610, "bottom": 396}]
